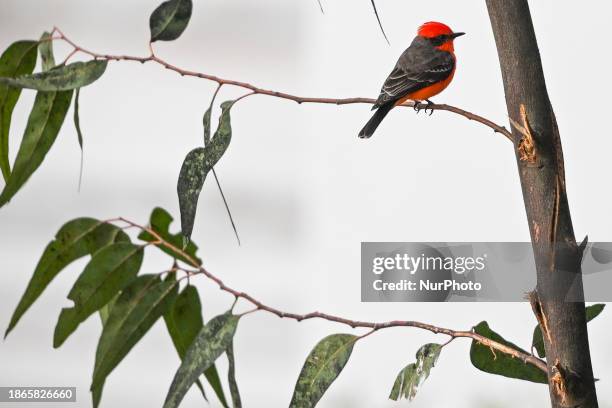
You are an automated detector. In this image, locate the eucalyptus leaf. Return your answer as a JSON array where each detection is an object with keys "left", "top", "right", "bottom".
[
  {"left": 91, "top": 274, "right": 179, "bottom": 407},
  {"left": 39, "top": 32, "right": 56, "bottom": 71},
  {"left": 150, "top": 0, "right": 193, "bottom": 42},
  {"left": 99, "top": 293, "right": 119, "bottom": 327},
  {"left": 227, "top": 340, "right": 241, "bottom": 408},
  {"left": 389, "top": 343, "right": 442, "bottom": 401},
  {"left": 471, "top": 321, "right": 547, "bottom": 384},
  {"left": 138, "top": 207, "right": 202, "bottom": 265},
  {"left": 203, "top": 95, "right": 240, "bottom": 245},
  {"left": 0, "top": 89, "right": 73, "bottom": 207},
  {"left": 164, "top": 284, "right": 229, "bottom": 407},
  {"left": 163, "top": 312, "right": 240, "bottom": 408},
  {"left": 532, "top": 304, "right": 605, "bottom": 358},
  {"left": 73, "top": 88, "right": 84, "bottom": 190},
  {"left": 0, "top": 40, "right": 38, "bottom": 181},
  {"left": 289, "top": 334, "right": 358, "bottom": 408},
  {"left": 53, "top": 242, "right": 144, "bottom": 347},
  {"left": 5, "top": 219, "right": 128, "bottom": 338},
  {"left": 178, "top": 100, "right": 234, "bottom": 241},
  {"left": 0, "top": 60, "right": 107, "bottom": 91}
]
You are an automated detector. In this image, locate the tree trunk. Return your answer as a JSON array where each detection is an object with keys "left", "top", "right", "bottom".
[{"left": 485, "top": 0, "right": 598, "bottom": 407}]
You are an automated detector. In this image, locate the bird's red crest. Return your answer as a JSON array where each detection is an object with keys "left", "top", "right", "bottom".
[{"left": 418, "top": 21, "right": 454, "bottom": 38}]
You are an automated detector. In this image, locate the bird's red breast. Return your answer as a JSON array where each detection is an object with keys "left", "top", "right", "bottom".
[{"left": 396, "top": 67, "right": 457, "bottom": 106}]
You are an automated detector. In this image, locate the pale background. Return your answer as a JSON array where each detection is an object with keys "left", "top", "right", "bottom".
[{"left": 1, "top": 1, "right": 610, "bottom": 407}]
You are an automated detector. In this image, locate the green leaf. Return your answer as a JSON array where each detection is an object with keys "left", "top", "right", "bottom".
[
  {"left": 0, "top": 40, "right": 38, "bottom": 181},
  {"left": 99, "top": 293, "right": 118, "bottom": 326},
  {"left": 203, "top": 105, "right": 212, "bottom": 145},
  {"left": 73, "top": 88, "right": 84, "bottom": 190},
  {"left": 289, "top": 333, "right": 358, "bottom": 408},
  {"left": 227, "top": 340, "right": 241, "bottom": 408},
  {"left": 532, "top": 304, "right": 605, "bottom": 358},
  {"left": 0, "top": 89, "right": 73, "bottom": 207},
  {"left": 0, "top": 60, "right": 107, "bottom": 91},
  {"left": 389, "top": 343, "right": 442, "bottom": 401},
  {"left": 163, "top": 284, "right": 229, "bottom": 407},
  {"left": 73, "top": 89, "right": 83, "bottom": 149},
  {"left": 203, "top": 95, "right": 241, "bottom": 246},
  {"left": 39, "top": 32, "right": 56, "bottom": 72},
  {"left": 149, "top": 0, "right": 193, "bottom": 42},
  {"left": 5, "top": 219, "right": 128, "bottom": 337},
  {"left": 91, "top": 274, "right": 179, "bottom": 407},
  {"left": 470, "top": 321, "right": 547, "bottom": 384},
  {"left": 389, "top": 364, "right": 417, "bottom": 401},
  {"left": 53, "top": 242, "right": 144, "bottom": 347},
  {"left": 163, "top": 285, "right": 208, "bottom": 402},
  {"left": 163, "top": 312, "right": 240, "bottom": 408},
  {"left": 178, "top": 100, "right": 234, "bottom": 241},
  {"left": 138, "top": 207, "right": 202, "bottom": 265}
]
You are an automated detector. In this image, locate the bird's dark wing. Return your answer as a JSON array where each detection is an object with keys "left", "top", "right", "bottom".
[{"left": 374, "top": 37, "right": 455, "bottom": 108}]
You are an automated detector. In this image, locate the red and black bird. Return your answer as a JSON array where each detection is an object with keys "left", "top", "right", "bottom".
[{"left": 359, "top": 22, "right": 465, "bottom": 138}]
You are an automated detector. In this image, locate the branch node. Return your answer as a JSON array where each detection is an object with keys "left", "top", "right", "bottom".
[{"left": 511, "top": 104, "right": 538, "bottom": 164}]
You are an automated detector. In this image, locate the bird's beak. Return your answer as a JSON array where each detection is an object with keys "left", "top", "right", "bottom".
[{"left": 451, "top": 32, "right": 465, "bottom": 39}]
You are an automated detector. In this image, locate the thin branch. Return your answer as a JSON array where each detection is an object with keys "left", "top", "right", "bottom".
[
  {"left": 51, "top": 27, "right": 512, "bottom": 141},
  {"left": 369, "top": 0, "right": 390, "bottom": 45},
  {"left": 116, "top": 216, "right": 547, "bottom": 373},
  {"left": 316, "top": 0, "right": 324, "bottom": 14}
]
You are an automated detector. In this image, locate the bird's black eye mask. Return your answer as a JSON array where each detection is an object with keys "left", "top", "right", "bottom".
[{"left": 429, "top": 35, "right": 450, "bottom": 46}]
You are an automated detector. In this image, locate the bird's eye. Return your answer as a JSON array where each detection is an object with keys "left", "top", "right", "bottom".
[{"left": 430, "top": 35, "right": 446, "bottom": 46}]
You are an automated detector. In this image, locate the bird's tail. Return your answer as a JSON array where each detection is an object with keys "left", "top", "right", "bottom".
[{"left": 358, "top": 104, "right": 393, "bottom": 139}]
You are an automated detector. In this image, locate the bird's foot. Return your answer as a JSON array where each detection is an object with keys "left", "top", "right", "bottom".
[
  {"left": 424, "top": 99, "right": 435, "bottom": 116},
  {"left": 413, "top": 100, "right": 435, "bottom": 115}
]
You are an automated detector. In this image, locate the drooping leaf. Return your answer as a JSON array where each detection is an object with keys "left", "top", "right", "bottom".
[
  {"left": 0, "top": 89, "right": 73, "bottom": 207},
  {"left": 99, "top": 293, "right": 119, "bottom": 326},
  {"left": 138, "top": 207, "right": 202, "bottom": 265},
  {"left": 227, "top": 340, "right": 241, "bottom": 408},
  {"left": 39, "top": 32, "right": 56, "bottom": 71},
  {"left": 471, "top": 321, "right": 547, "bottom": 384},
  {"left": 178, "top": 100, "right": 234, "bottom": 241},
  {"left": 53, "top": 242, "right": 144, "bottom": 347},
  {"left": 73, "top": 88, "right": 84, "bottom": 190},
  {"left": 163, "top": 284, "right": 229, "bottom": 407},
  {"left": 289, "top": 333, "right": 358, "bottom": 408},
  {"left": 0, "top": 60, "right": 107, "bottom": 91},
  {"left": 0, "top": 40, "right": 38, "bottom": 181},
  {"left": 389, "top": 363, "right": 417, "bottom": 401},
  {"left": 532, "top": 304, "right": 605, "bottom": 358},
  {"left": 389, "top": 343, "right": 442, "bottom": 401},
  {"left": 203, "top": 94, "right": 241, "bottom": 245},
  {"left": 163, "top": 312, "right": 240, "bottom": 408},
  {"left": 91, "top": 274, "right": 179, "bottom": 407},
  {"left": 5, "top": 219, "right": 128, "bottom": 337},
  {"left": 164, "top": 284, "right": 203, "bottom": 357},
  {"left": 203, "top": 105, "right": 212, "bottom": 145},
  {"left": 149, "top": 0, "right": 193, "bottom": 42}
]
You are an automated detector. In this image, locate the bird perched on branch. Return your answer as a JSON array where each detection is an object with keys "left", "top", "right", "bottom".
[{"left": 358, "top": 22, "right": 464, "bottom": 138}]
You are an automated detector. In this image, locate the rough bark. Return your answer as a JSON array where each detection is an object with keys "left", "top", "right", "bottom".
[{"left": 485, "top": 0, "right": 598, "bottom": 407}]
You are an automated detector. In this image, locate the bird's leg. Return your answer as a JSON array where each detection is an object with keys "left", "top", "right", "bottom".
[
  {"left": 425, "top": 99, "right": 435, "bottom": 116},
  {"left": 413, "top": 100, "right": 422, "bottom": 113}
]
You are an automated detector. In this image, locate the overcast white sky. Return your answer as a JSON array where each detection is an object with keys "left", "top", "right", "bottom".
[{"left": 1, "top": 1, "right": 611, "bottom": 407}]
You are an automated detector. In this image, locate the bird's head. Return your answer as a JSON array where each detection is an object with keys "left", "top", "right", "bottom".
[{"left": 418, "top": 21, "right": 464, "bottom": 52}]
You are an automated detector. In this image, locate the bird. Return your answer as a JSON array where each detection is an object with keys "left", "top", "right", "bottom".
[{"left": 358, "top": 22, "right": 465, "bottom": 138}]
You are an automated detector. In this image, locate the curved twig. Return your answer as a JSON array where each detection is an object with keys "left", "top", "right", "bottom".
[
  {"left": 50, "top": 27, "right": 512, "bottom": 141},
  {"left": 117, "top": 217, "right": 547, "bottom": 373}
]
